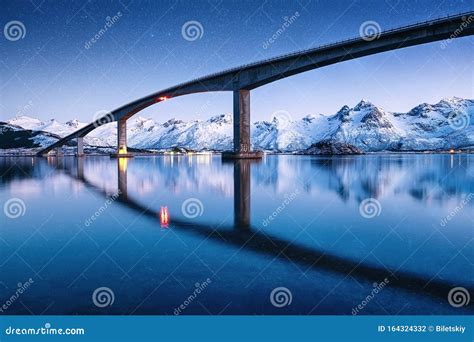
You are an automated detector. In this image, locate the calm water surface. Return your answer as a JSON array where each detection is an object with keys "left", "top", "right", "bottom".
[{"left": 0, "top": 154, "right": 473, "bottom": 315}]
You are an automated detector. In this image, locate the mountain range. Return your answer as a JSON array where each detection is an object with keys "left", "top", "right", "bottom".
[{"left": 1, "top": 97, "right": 473, "bottom": 152}]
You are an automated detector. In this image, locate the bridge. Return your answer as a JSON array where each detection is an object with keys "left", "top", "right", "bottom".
[{"left": 37, "top": 12, "right": 474, "bottom": 158}]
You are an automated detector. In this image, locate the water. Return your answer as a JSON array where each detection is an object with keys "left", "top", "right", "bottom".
[{"left": 0, "top": 154, "right": 472, "bottom": 315}]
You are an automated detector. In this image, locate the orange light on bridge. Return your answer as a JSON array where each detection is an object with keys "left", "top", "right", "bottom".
[
  {"left": 158, "top": 96, "right": 169, "bottom": 102},
  {"left": 160, "top": 206, "right": 169, "bottom": 228}
]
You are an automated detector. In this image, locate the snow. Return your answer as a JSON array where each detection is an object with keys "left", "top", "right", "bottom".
[
  {"left": 4, "top": 97, "right": 474, "bottom": 152},
  {"left": 7, "top": 115, "right": 44, "bottom": 130}
]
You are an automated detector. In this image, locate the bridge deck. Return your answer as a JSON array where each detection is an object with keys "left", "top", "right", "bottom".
[{"left": 37, "top": 11, "right": 474, "bottom": 156}]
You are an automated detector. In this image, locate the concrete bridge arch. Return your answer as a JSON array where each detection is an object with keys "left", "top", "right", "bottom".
[{"left": 37, "top": 12, "right": 474, "bottom": 157}]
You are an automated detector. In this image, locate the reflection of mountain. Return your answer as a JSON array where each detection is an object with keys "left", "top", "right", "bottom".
[
  {"left": 82, "top": 156, "right": 235, "bottom": 197},
  {"left": 1, "top": 155, "right": 472, "bottom": 207},
  {"left": 306, "top": 155, "right": 474, "bottom": 204},
  {"left": 36, "top": 156, "right": 473, "bottom": 309},
  {"left": 80, "top": 154, "right": 474, "bottom": 205},
  {"left": 4, "top": 97, "right": 474, "bottom": 152},
  {"left": 0, "top": 157, "right": 36, "bottom": 183}
]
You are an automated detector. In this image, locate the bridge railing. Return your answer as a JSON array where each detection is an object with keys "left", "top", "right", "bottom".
[{"left": 167, "top": 11, "right": 473, "bottom": 91}]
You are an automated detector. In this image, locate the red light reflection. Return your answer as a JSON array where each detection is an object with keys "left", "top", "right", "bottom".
[{"left": 160, "top": 206, "right": 169, "bottom": 228}]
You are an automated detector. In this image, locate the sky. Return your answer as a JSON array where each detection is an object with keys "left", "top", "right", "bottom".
[{"left": 1, "top": 0, "right": 473, "bottom": 124}]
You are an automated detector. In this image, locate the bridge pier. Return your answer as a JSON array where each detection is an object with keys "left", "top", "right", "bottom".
[
  {"left": 111, "top": 118, "right": 133, "bottom": 158},
  {"left": 222, "top": 89, "right": 262, "bottom": 159},
  {"left": 234, "top": 89, "right": 251, "bottom": 153},
  {"left": 76, "top": 137, "right": 84, "bottom": 157}
]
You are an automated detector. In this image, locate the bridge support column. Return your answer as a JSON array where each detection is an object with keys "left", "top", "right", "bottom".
[
  {"left": 76, "top": 137, "right": 84, "bottom": 157},
  {"left": 111, "top": 118, "right": 133, "bottom": 158},
  {"left": 118, "top": 118, "right": 127, "bottom": 153},
  {"left": 55, "top": 147, "right": 63, "bottom": 157},
  {"left": 234, "top": 89, "right": 251, "bottom": 153},
  {"left": 222, "top": 89, "right": 262, "bottom": 159}
]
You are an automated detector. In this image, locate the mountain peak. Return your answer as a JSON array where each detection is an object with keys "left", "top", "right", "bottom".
[
  {"left": 7, "top": 115, "right": 44, "bottom": 130},
  {"left": 407, "top": 102, "right": 432, "bottom": 117},
  {"left": 163, "top": 118, "right": 183, "bottom": 128},
  {"left": 338, "top": 105, "right": 350, "bottom": 112},
  {"left": 436, "top": 96, "right": 469, "bottom": 108},
  {"left": 135, "top": 116, "right": 148, "bottom": 122},
  {"left": 11, "top": 115, "right": 37, "bottom": 121},
  {"left": 271, "top": 114, "right": 292, "bottom": 127},
  {"left": 131, "top": 116, "right": 156, "bottom": 131},
  {"left": 440, "top": 96, "right": 463, "bottom": 103},
  {"left": 65, "top": 119, "right": 81, "bottom": 128},
  {"left": 353, "top": 99, "right": 374, "bottom": 111},
  {"left": 333, "top": 105, "right": 351, "bottom": 122},
  {"left": 8, "top": 115, "right": 41, "bottom": 123},
  {"left": 208, "top": 113, "right": 232, "bottom": 124}
]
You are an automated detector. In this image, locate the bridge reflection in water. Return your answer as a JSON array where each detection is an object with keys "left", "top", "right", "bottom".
[
  {"left": 231, "top": 159, "right": 254, "bottom": 229},
  {"left": 53, "top": 155, "right": 473, "bottom": 308},
  {"left": 118, "top": 157, "right": 128, "bottom": 201},
  {"left": 75, "top": 155, "right": 255, "bottom": 228}
]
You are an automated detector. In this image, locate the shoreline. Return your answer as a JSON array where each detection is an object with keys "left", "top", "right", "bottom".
[{"left": 0, "top": 150, "right": 472, "bottom": 157}]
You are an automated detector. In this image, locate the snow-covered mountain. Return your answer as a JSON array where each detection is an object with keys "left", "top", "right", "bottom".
[
  {"left": 0, "top": 122, "right": 59, "bottom": 149},
  {"left": 4, "top": 97, "right": 473, "bottom": 152}
]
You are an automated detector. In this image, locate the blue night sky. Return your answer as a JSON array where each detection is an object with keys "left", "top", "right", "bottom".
[{"left": 1, "top": 0, "right": 473, "bottom": 123}]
